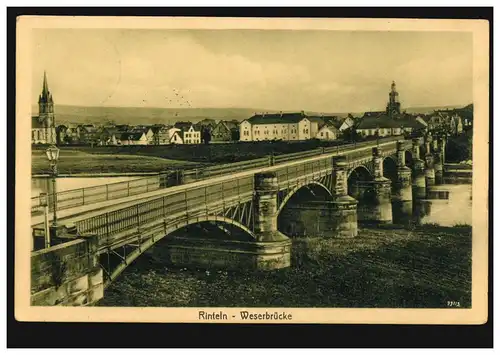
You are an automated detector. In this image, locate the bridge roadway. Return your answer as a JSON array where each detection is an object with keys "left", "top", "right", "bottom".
[{"left": 31, "top": 138, "right": 411, "bottom": 249}]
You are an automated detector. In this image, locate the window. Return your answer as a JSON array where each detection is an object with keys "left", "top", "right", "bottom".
[{"left": 321, "top": 132, "right": 324, "bottom": 137}]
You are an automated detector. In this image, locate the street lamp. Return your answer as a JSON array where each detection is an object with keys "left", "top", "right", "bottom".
[
  {"left": 39, "top": 192, "right": 50, "bottom": 248},
  {"left": 45, "top": 145, "right": 60, "bottom": 231}
]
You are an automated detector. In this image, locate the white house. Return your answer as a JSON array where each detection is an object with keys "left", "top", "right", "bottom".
[
  {"left": 169, "top": 130, "right": 184, "bottom": 144},
  {"left": 316, "top": 121, "right": 340, "bottom": 141},
  {"left": 182, "top": 124, "right": 201, "bottom": 144},
  {"left": 240, "top": 112, "right": 312, "bottom": 142}
]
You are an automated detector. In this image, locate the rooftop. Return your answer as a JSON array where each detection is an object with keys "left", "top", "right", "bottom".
[{"left": 246, "top": 112, "right": 308, "bottom": 125}]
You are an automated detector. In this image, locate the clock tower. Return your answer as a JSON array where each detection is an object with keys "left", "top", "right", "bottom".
[{"left": 386, "top": 81, "right": 401, "bottom": 118}]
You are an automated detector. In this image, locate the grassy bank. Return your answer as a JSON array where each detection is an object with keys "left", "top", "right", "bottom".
[
  {"left": 97, "top": 225, "right": 472, "bottom": 308},
  {"left": 31, "top": 149, "right": 204, "bottom": 175},
  {"left": 34, "top": 139, "right": 356, "bottom": 165}
]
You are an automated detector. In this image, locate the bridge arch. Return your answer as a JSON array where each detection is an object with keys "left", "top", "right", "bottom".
[
  {"left": 347, "top": 164, "right": 372, "bottom": 181},
  {"left": 105, "top": 216, "right": 256, "bottom": 286},
  {"left": 277, "top": 181, "right": 333, "bottom": 215},
  {"left": 383, "top": 155, "right": 398, "bottom": 183},
  {"left": 404, "top": 149, "right": 413, "bottom": 167},
  {"left": 347, "top": 165, "right": 373, "bottom": 200}
]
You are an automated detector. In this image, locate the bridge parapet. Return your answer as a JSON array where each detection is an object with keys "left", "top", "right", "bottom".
[{"left": 30, "top": 235, "right": 103, "bottom": 306}]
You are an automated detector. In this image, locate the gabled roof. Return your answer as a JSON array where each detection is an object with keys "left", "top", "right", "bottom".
[
  {"left": 356, "top": 115, "right": 401, "bottom": 129},
  {"left": 319, "top": 121, "right": 341, "bottom": 132},
  {"left": 362, "top": 111, "right": 385, "bottom": 118},
  {"left": 169, "top": 131, "right": 183, "bottom": 143},
  {"left": 119, "top": 132, "right": 145, "bottom": 141},
  {"left": 398, "top": 116, "right": 427, "bottom": 129},
  {"left": 174, "top": 122, "right": 193, "bottom": 131},
  {"left": 197, "top": 118, "right": 217, "bottom": 127},
  {"left": 216, "top": 120, "right": 239, "bottom": 131},
  {"left": 246, "top": 112, "right": 308, "bottom": 125}
]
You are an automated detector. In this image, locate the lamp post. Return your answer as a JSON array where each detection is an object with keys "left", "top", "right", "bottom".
[
  {"left": 39, "top": 192, "right": 50, "bottom": 248},
  {"left": 45, "top": 145, "right": 60, "bottom": 234}
]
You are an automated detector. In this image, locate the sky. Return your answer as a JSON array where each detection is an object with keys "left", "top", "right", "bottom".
[{"left": 31, "top": 29, "right": 473, "bottom": 113}]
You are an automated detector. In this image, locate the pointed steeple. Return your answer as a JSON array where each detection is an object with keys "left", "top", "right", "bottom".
[
  {"left": 39, "top": 70, "right": 52, "bottom": 103},
  {"left": 42, "top": 71, "right": 49, "bottom": 95}
]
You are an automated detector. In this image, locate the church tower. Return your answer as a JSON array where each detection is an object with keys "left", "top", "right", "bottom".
[
  {"left": 386, "top": 81, "right": 401, "bottom": 118},
  {"left": 38, "top": 71, "right": 55, "bottom": 129}
]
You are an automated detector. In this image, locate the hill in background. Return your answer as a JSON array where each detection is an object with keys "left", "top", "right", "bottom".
[{"left": 31, "top": 103, "right": 472, "bottom": 126}]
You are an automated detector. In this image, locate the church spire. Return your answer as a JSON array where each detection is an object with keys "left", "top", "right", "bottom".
[{"left": 39, "top": 70, "right": 52, "bottom": 103}]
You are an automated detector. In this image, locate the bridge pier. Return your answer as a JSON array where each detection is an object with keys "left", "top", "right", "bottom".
[
  {"left": 330, "top": 156, "right": 358, "bottom": 237},
  {"left": 245, "top": 172, "right": 291, "bottom": 269},
  {"left": 424, "top": 135, "right": 435, "bottom": 187},
  {"left": 411, "top": 138, "right": 426, "bottom": 199},
  {"left": 433, "top": 152, "right": 444, "bottom": 185},
  {"left": 357, "top": 148, "right": 392, "bottom": 224},
  {"left": 433, "top": 136, "right": 446, "bottom": 184},
  {"left": 392, "top": 142, "right": 413, "bottom": 222}
]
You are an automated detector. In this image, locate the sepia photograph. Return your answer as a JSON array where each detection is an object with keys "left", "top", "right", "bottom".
[{"left": 15, "top": 15, "right": 489, "bottom": 324}]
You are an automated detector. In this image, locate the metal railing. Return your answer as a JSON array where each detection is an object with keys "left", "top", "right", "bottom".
[
  {"left": 31, "top": 174, "right": 175, "bottom": 214},
  {"left": 75, "top": 175, "right": 255, "bottom": 249},
  {"left": 32, "top": 136, "right": 406, "bottom": 214}
]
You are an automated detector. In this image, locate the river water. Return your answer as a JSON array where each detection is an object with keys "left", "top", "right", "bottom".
[{"left": 414, "top": 183, "right": 472, "bottom": 226}]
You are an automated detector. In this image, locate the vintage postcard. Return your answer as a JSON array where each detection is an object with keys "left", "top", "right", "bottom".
[{"left": 15, "top": 15, "right": 489, "bottom": 324}]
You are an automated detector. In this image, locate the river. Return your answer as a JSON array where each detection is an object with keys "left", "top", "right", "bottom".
[{"left": 415, "top": 183, "right": 472, "bottom": 226}]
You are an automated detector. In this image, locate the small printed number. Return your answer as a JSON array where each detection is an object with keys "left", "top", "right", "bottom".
[{"left": 447, "top": 301, "right": 461, "bottom": 307}]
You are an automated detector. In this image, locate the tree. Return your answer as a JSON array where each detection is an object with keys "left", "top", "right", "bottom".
[
  {"left": 340, "top": 127, "right": 362, "bottom": 142},
  {"left": 202, "top": 127, "right": 211, "bottom": 144},
  {"left": 230, "top": 129, "right": 240, "bottom": 141}
]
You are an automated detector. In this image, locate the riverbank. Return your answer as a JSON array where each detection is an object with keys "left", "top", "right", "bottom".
[
  {"left": 97, "top": 224, "right": 472, "bottom": 308},
  {"left": 31, "top": 149, "right": 203, "bottom": 175}
]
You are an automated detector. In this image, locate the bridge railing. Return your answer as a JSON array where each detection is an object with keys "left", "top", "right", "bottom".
[
  {"left": 31, "top": 173, "right": 174, "bottom": 214},
  {"left": 32, "top": 135, "right": 406, "bottom": 215},
  {"left": 74, "top": 175, "right": 256, "bottom": 248}
]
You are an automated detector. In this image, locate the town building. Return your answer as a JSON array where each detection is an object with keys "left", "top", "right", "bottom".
[
  {"left": 119, "top": 132, "right": 149, "bottom": 145},
  {"left": 174, "top": 122, "right": 201, "bottom": 144},
  {"left": 211, "top": 120, "right": 240, "bottom": 142},
  {"left": 355, "top": 114, "right": 403, "bottom": 137},
  {"left": 31, "top": 72, "right": 57, "bottom": 144},
  {"left": 316, "top": 118, "right": 341, "bottom": 141},
  {"left": 131, "top": 126, "right": 155, "bottom": 144},
  {"left": 169, "top": 128, "right": 184, "bottom": 144},
  {"left": 239, "top": 112, "right": 312, "bottom": 142}
]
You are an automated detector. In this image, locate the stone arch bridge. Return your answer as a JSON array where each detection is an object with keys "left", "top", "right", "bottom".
[{"left": 30, "top": 134, "right": 447, "bottom": 306}]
